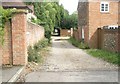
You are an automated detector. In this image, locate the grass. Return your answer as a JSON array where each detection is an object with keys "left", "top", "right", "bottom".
[
  {"left": 68, "top": 37, "right": 89, "bottom": 49},
  {"left": 86, "top": 49, "right": 120, "bottom": 65},
  {"left": 68, "top": 37, "right": 120, "bottom": 65}
]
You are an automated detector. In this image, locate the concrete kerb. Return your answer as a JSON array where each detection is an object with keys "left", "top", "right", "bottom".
[{"left": 8, "top": 66, "right": 25, "bottom": 82}]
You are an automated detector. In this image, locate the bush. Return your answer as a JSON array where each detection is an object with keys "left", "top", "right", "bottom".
[
  {"left": 68, "top": 37, "right": 89, "bottom": 49},
  {"left": 45, "top": 30, "right": 51, "bottom": 43},
  {"left": 28, "top": 38, "right": 49, "bottom": 63},
  {"left": 27, "top": 46, "right": 41, "bottom": 63}
]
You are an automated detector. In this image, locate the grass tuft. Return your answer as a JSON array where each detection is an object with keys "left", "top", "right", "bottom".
[{"left": 28, "top": 38, "right": 49, "bottom": 63}]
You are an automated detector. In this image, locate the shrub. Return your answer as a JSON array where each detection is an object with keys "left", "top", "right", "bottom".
[
  {"left": 28, "top": 46, "right": 41, "bottom": 63},
  {"left": 68, "top": 37, "right": 89, "bottom": 49},
  {"left": 28, "top": 38, "right": 49, "bottom": 63},
  {"left": 45, "top": 30, "right": 51, "bottom": 43}
]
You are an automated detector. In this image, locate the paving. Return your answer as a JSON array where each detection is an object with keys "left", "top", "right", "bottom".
[
  {"left": 2, "top": 66, "right": 24, "bottom": 82},
  {"left": 25, "top": 36, "right": 118, "bottom": 82}
]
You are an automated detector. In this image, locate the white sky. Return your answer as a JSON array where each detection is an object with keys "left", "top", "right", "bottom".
[{"left": 59, "top": 0, "right": 79, "bottom": 15}]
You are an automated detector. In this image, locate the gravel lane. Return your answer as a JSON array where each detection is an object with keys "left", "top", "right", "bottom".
[{"left": 25, "top": 37, "right": 118, "bottom": 82}]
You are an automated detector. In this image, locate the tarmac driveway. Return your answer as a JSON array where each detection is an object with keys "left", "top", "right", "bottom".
[{"left": 25, "top": 36, "right": 118, "bottom": 82}]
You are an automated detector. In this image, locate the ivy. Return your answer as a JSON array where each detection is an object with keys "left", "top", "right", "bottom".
[{"left": 0, "top": 7, "right": 16, "bottom": 45}]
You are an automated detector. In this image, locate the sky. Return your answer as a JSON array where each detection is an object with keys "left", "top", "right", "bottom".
[{"left": 59, "top": 0, "right": 79, "bottom": 15}]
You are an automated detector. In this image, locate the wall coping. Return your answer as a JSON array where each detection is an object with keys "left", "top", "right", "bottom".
[
  {"left": 27, "top": 21, "right": 44, "bottom": 29},
  {"left": 12, "top": 10, "right": 28, "bottom": 14}
]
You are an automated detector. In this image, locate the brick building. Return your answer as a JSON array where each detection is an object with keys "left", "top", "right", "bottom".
[{"left": 78, "top": 0, "right": 119, "bottom": 49}]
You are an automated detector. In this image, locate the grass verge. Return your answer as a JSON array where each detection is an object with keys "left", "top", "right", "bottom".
[
  {"left": 68, "top": 37, "right": 89, "bottom": 49},
  {"left": 68, "top": 37, "right": 120, "bottom": 65},
  {"left": 86, "top": 49, "right": 120, "bottom": 65}
]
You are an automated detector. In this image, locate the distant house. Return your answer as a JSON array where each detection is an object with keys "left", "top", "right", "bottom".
[{"left": 77, "top": 0, "right": 120, "bottom": 48}]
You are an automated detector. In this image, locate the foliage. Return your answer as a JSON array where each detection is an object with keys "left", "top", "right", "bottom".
[
  {"left": 68, "top": 37, "right": 89, "bottom": 49},
  {"left": 25, "top": 2, "right": 78, "bottom": 41},
  {"left": 60, "top": 11, "right": 78, "bottom": 29},
  {"left": 0, "top": 7, "right": 16, "bottom": 44},
  {"left": 86, "top": 49, "right": 120, "bottom": 65},
  {"left": 28, "top": 46, "right": 41, "bottom": 63},
  {"left": 28, "top": 38, "right": 49, "bottom": 63},
  {"left": 26, "top": 2, "right": 61, "bottom": 41}
]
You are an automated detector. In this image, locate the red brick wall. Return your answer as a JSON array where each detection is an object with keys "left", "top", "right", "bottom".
[
  {"left": 2, "top": 22, "right": 12, "bottom": 65},
  {"left": 26, "top": 21, "right": 44, "bottom": 47},
  {"left": 2, "top": 12, "right": 45, "bottom": 65},
  {"left": 60, "top": 29, "right": 71, "bottom": 36},
  {"left": 119, "top": 2, "right": 120, "bottom": 53}
]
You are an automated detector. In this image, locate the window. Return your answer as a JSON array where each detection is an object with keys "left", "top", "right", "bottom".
[{"left": 100, "top": 2, "right": 109, "bottom": 13}]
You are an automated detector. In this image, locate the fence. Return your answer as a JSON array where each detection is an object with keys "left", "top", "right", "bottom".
[{"left": 2, "top": 12, "right": 44, "bottom": 65}]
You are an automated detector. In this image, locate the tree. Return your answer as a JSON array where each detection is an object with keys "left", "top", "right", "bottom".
[{"left": 25, "top": 2, "right": 78, "bottom": 40}]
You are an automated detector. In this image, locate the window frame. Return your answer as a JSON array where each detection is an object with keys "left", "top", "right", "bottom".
[{"left": 100, "top": 2, "right": 109, "bottom": 13}]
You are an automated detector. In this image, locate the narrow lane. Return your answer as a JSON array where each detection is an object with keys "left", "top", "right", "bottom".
[{"left": 25, "top": 37, "right": 118, "bottom": 82}]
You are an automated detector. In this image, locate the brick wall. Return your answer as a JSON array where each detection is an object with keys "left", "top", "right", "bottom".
[
  {"left": 73, "top": 28, "right": 82, "bottom": 41},
  {"left": 26, "top": 21, "right": 44, "bottom": 47},
  {"left": 73, "top": 30, "right": 79, "bottom": 41},
  {"left": 84, "top": 25, "right": 89, "bottom": 44},
  {"left": 2, "top": 12, "right": 45, "bottom": 65},
  {"left": 60, "top": 29, "right": 71, "bottom": 36},
  {"left": 98, "top": 28, "right": 120, "bottom": 53},
  {"left": 77, "top": 2, "right": 88, "bottom": 27},
  {"left": 2, "top": 22, "right": 12, "bottom": 65}
]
